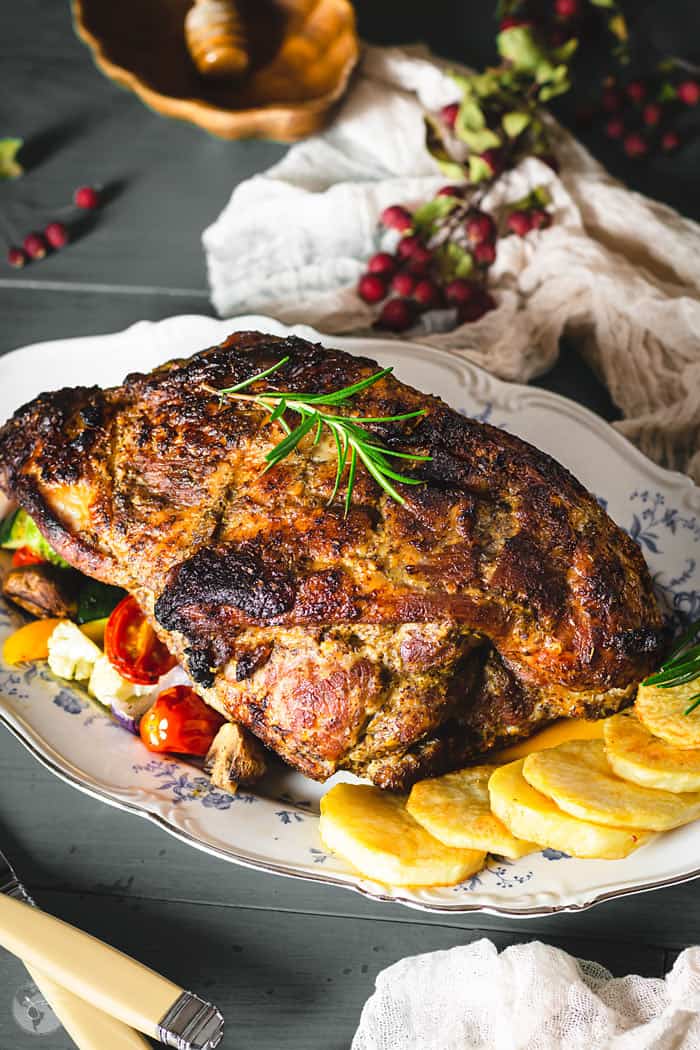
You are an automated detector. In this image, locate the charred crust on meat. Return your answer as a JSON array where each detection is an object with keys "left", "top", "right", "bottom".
[
  {"left": 184, "top": 646, "right": 216, "bottom": 687},
  {"left": 155, "top": 544, "right": 296, "bottom": 634}
]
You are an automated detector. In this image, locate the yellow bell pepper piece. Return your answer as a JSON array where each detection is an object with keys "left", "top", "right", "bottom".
[{"left": 2, "top": 618, "right": 65, "bottom": 666}]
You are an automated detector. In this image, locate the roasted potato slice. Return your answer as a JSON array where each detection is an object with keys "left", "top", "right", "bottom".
[
  {"left": 320, "top": 783, "right": 485, "bottom": 887},
  {"left": 488, "top": 759, "right": 653, "bottom": 860},
  {"left": 406, "top": 766, "right": 538, "bottom": 859},
  {"left": 604, "top": 710, "right": 700, "bottom": 793},
  {"left": 524, "top": 739, "right": 700, "bottom": 831},
  {"left": 636, "top": 681, "right": 700, "bottom": 749}
]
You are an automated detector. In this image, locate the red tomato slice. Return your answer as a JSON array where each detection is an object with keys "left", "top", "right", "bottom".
[
  {"left": 140, "top": 685, "right": 225, "bottom": 756},
  {"left": 105, "top": 595, "right": 177, "bottom": 685},
  {"left": 11, "top": 546, "right": 46, "bottom": 567}
]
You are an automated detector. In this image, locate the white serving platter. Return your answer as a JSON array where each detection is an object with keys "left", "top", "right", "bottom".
[{"left": 1, "top": 313, "right": 699, "bottom": 916}]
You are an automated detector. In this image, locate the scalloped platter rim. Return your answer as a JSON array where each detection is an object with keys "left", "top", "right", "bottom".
[{"left": 1, "top": 313, "right": 699, "bottom": 917}]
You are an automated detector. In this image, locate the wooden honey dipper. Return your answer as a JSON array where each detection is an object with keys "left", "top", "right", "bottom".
[{"left": 185, "top": 0, "right": 250, "bottom": 79}]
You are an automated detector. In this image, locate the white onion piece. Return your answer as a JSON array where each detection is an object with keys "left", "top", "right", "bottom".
[{"left": 111, "top": 693, "right": 154, "bottom": 735}]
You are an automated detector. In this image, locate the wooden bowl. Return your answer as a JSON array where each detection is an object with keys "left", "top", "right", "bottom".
[{"left": 72, "top": 0, "right": 359, "bottom": 142}]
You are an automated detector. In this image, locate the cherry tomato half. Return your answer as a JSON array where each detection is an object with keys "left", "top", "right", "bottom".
[
  {"left": 11, "top": 546, "right": 45, "bottom": 567},
  {"left": 140, "top": 685, "right": 225, "bottom": 756},
  {"left": 105, "top": 595, "right": 177, "bottom": 685}
]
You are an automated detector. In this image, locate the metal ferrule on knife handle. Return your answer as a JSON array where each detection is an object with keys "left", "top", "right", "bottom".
[
  {"left": 0, "top": 893, "right": 224, "bottom": 1048},
  {"left": 157, "top": 992, "right": 226, "bottom": 1050}
]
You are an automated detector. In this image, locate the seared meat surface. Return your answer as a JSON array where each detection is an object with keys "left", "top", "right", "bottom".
[{"left": 0, "top": 331, "right": 665, "bottom": 788}]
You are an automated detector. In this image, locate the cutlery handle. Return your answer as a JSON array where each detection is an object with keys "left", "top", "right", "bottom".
[
  {"left": 0, "top": 895, "right": 223, "bottom": 1048},
  {"left": 25, "top": 963, "right": 151, "bottom": 1050}
]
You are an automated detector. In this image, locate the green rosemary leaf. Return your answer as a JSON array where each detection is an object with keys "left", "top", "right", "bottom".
[
  {"left": 344, "top": 446, "right": 357, "bottom": 517},
  {"left": 662, "top": 619, "right": 700, "bottom": 667},
  {"left": 220, "top": 356, "right": 290, "bottom": 395},
  {"left": 356, "top": 445, "right": 405, "bottom": 506},
  {"left": 657, "top": 669, "right": 700, "bottom": 689},
  {"left": 347, "top": 410, "right": 427, "bottom": 424},
  {"left": 329, "top": 428, "right": 349, "bottom": 505},
  {"left": 269, "top": 399, "right": 287, "bottom": 423},
  {"left": 264, "top": 414, "right": 317, "bottom": 466},
  {"left": 645, "top": 653, "right": 700, "bottom": 687},
  {"left": 211, "top": 357, "right": 432, "bottom": 512},
  {"left": 301, "top": 368, "right": 394, "bottom": 405},
  {"left": 685, "top": 694, "right": 700, "bottom": 715}
]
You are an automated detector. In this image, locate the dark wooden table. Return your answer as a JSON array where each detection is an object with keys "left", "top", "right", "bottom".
[{"left": 1, "top": 3, "right": 699, "bottom": 1047}]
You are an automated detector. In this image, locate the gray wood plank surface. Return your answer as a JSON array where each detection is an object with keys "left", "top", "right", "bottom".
[{"left": 1, "top": 2, "right": 699, "bottom": 1047}]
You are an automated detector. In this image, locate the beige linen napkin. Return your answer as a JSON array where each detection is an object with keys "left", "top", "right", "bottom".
[
  {"left": 351, "top": 939, "right": 700, "bottom": 1050},
  {"left": 203, "top": 44, "right": 700, "bottom": 483}
]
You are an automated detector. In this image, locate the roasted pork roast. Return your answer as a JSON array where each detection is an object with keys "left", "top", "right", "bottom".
[{"left": 0, "top": 331, "right": 666, "bottom": 788}]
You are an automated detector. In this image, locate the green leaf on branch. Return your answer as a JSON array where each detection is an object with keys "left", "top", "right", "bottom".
[
  {"left": 502, "top": 110, "right": 531, "bottom": 138},
  {"left": 455, "top": 94, "right": 486, "bottom": 134},
  {"left": 0, "top": 138, "right": 23, "bottom": 178},
  {"left": 589, "top": 0, "right": 614, "bottom": 7},
  {"left": 497, "top": 26, "right": 549, "bottom": 74},
  {"left": 437, "top": 242, "right": 474, "bottom": 281},
  {"left": 551, "top": 38, "right": 579, "bottom": 64},
  {"left": 659, "top": 81, "right": 677, "bottom": 102},
  {"left": 468, "top": 154, "right": 494, "bottom": 183},
  {"left": 538, "top": 76, "right": 571, "bottom": 102},
  {"left": 458, "top": 126, "right": 502, "bottom": 152},
  {"left": 424, "top": 116, "right": 467, "bottom": 181},
  {"left": 412, "top": 195, "right": 459, "bottom": 236},
  {"left": 608, "top": 14, "right": 628, "bottom": 41}
]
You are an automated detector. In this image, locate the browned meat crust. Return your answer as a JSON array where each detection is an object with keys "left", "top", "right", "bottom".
[{"left": 0, "top": 331, "right": 666, "bottom": 788}]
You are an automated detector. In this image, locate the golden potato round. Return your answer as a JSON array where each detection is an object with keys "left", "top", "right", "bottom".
[
  {"left": 524, "top": 739, "right": 700, "bottom": 831},
  {"left": 320, "top": 783, "right": 485, "bottom": 887},
  {"left": 488, "top": 759, "right": 652, "bottom": 860},
  {"left": 407, "top": 765, "right": 538, "bottom": 859},
  {"left": 605, "top": 709, "right": 700, "bottom": 792},
  {"left": 636, "top": 680, "right": 700, "bottom": 749}
]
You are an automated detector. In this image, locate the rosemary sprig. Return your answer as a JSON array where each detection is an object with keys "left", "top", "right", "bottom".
[
  {"left": 642, "top": 617, "right": 700, "bottom": 714},
  {"left": 203, "top": 357, "right": 431, "bottom": 514}
]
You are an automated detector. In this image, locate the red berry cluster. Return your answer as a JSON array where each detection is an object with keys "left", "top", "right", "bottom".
[
  {"left": 6, "top": 185, "right": 100, "bottom": 268},
  {"left": 356, "top": 195, "right": 502, "bottom": 333},
  {"left": 601, "top": 74, "right": 699, "bottom": 158}
]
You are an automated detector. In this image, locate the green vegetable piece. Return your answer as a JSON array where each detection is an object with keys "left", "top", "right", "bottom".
[
  {"left": 502, "top": 111, "right": 531, "bottom": 138},
  {"left": 76, "top": 579, "right": 127, "bottom": 625},
  {"left": 0, "top": 509, "right": 69, "bottom": 567},
  {"left": 0, "top": 138, "right": 23, "bottom": 179},
  {"left": 0, "top": 509, "right": 19, "bottom": 547}
]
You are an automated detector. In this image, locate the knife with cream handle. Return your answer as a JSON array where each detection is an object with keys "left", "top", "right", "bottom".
[
  {"left": 0, "top": 893, "right": 224, "bottom": 1048},
  {"left": 0, "top": 847, "right": 151, "bottom": 1049}
]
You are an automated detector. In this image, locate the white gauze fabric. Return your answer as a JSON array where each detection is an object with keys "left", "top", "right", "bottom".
[
  {"left": 351, "top": 939, "right": 700, "bottom": 1050},
  {"left": 203, "top": 44, "right": 700, "bottom": 483}
]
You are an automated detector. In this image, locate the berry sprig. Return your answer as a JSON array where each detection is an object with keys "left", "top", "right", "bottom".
[
  {"left": 5, "top": 185, "right": 101, "bottom": 268},
  {"left": 601, "top": 63, "right": 700, "bottom": 159},
  {"left": 356, "top": 183, "right": 553, "bottom": 332}
]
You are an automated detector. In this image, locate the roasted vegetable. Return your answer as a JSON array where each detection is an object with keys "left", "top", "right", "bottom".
[
  {"left": 2, "top": 618, "right": 64, "bottom": 665},
  {"left": 203, "top": 723, "right": 267, "bottom": 793},
  {"left": 0, "top": 509, "right": 68, "bottom": 567},
  {"left": 76, "top": 578, "right": 126, "bottom": 625},
  {"left": 2, "top": 564, "right": 79, "bottom": 619}
]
